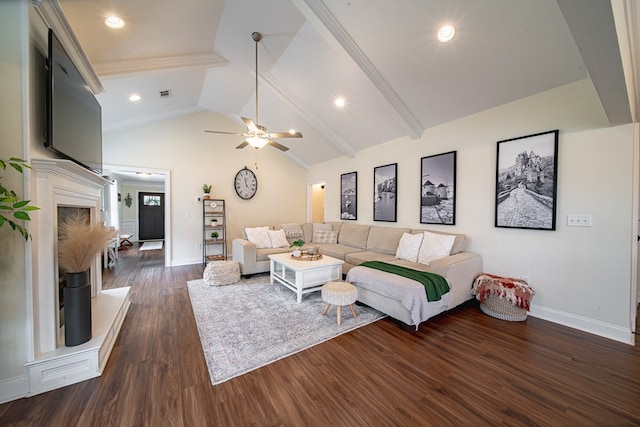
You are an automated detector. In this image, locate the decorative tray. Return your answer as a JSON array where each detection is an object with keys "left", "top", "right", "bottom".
[{"left": 291, "top": 253, "right": 322, "bottom": 261}]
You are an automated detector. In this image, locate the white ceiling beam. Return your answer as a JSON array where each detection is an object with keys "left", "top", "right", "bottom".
[
  {"left": 259, "top": 71, "right": 357, "bottom": 158},
  {"left": 300, "top": 0, "right": 424, "bottom": 139},
  {"left": 611, "top": 0, "right": 640, "bottom": 123},
  {"left": 94, "top": 53, "right": 228, "bottom": 77}
]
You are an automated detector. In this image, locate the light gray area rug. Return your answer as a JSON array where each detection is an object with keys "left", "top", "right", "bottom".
[{"left": 187, "top": 278, "right": 385, "bottom": 385}]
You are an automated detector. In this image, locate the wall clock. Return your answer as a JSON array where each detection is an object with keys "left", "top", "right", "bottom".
[{"left": 234, "top": 166, "right": 258, "bottom": 200}]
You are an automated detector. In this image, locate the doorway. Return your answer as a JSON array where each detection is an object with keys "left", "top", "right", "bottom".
[
  {"left": 310, "top": 181, "right": 325, "bottom": 223},
  {"left": 138, "top": 192, "right": 165, "bottom": 241}
]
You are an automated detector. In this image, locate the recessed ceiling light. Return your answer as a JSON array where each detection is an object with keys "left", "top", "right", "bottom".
[
  {"left": 129, "top": 94, "right": 141, "bottom": 102},
  {"left": 437, "top": 24, "right": 455, "bottom": 43},
  {"left": 334, "top": 97, "right": 346, "bottom": 108},
  {"left": 105, "top": 16, "right": 125, "bottom": 30},
  {"left": 289, "top": 129, "right": 297, "bottom": 135}
]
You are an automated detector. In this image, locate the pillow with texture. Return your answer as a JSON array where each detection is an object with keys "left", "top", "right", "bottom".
[
  {"left": 313, "top": 230, "right": 338, "bottom": 244},
  {"left": 245, "top": 226, "right": 272, "bottom": 249},
  {"left": 418, "top": 231, "right": 455, "bottom": 265},
  {"left": 395, "top": 232, "right": 423, "bottom": 263},
  {"left": 268, "top": 229, "right": 290, "bottom": 248}
]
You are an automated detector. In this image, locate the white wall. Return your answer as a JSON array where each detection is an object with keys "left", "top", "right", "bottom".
[
  {"left": 308, "top": 79, "right": 636, "bottom": 342},
  {"left": 102, "top": 111, "right": 309, "bottom": 266}
]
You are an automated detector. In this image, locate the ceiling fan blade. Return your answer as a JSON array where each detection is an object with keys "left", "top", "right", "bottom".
[
  {"left": 268, "top": 140, "right": 289, "bottom": 152},
  {"left": 269, "top": 131, "right": 303, "bottom": 138},
  {"left": 236, "top": 141, "right": 249, "bottom": 149},
  {"left": 241, "top": 117, "right": 259, "bottom": 132},
  {"left": 204, "top": 130, "right": 245, "bottom": 136}
]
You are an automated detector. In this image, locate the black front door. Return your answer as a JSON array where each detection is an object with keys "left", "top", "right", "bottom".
[{"left": 138, "top": 192, "right": 165, "bottom": 240}]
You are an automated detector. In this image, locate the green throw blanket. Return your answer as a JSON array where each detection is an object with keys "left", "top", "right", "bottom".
[{"left": 360, "top": 261, "right": 450, "bottom": 301}]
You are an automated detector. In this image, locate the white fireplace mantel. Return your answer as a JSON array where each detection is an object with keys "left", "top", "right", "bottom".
[{"left": 26, "top": 159, "right": 130, "bottom": 396}]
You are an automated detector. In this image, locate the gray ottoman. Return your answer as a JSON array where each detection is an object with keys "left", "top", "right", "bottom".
[
  {"left": 203, "top": 261, "right": 240, "bottom": 286},
  {"left": 321, "top": 281, "right": 357, "bottom": 325}
]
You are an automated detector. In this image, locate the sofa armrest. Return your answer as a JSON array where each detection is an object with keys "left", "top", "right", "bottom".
[
  {"left": 232, "top": 238, "right": 257, "bottom": 275},
  {"left": 429, "top": 252, "right": 483, "bottom": 307}
]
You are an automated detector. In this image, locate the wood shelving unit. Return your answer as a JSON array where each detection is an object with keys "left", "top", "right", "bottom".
[{"left": 202, "top": 198, "right": 226, "bottom": 263}]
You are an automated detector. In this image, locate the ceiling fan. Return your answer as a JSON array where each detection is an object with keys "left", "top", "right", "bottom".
[{"left": 204, "top": 32, "right": 302, "bottom": 152}]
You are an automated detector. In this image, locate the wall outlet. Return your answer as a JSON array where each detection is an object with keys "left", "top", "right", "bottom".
[
  {"left": 196, "top": 243, "right": 202, "bottom": 250},
  {"left": 567, "top": 214, "right": 592, "bottom": 227},
  {"left": 195, "top": 195, "right": 201, "bottom": 203}
]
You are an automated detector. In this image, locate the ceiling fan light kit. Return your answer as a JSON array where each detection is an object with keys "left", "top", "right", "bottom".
[{"left": 204, "top": 31, "right": 302, "bottom": 152}]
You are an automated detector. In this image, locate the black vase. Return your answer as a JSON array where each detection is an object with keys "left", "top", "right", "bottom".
[{"left": 64, "top": 271, "right": 92, "bottom": 346}]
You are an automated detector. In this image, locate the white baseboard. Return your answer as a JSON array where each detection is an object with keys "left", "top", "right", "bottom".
[
  {"left": 529, "top": 304, "right": 634, "bottom": 345},
  {"left": 171, "top": 256, "right": 205, "bottom": 267},
  {"left": 0, "top": 374, "right": 28, "bottom": 405}
]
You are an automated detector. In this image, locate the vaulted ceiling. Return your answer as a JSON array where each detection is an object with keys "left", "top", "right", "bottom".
[{"left": 56, "top": 0, "right": 635, "bottom": 171}]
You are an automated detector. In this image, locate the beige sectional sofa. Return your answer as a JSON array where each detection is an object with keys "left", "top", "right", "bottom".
[{"left": 232, "top": 222, "right": 483, "bottom": 327}]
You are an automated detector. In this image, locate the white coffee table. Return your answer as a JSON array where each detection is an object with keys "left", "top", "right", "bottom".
[{"left": 269, "top": 252, "right": 345, "bottom": 303}]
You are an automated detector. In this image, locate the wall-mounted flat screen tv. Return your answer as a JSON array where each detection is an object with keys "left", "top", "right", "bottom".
[{"left": 46, "top": 28, "right": 102, "bottom": 174}]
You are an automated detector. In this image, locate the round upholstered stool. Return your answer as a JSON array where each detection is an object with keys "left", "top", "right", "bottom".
[
  {"left": 321, "top": 281, "right": 357, "bottom": 325},
  {"left": 203, "top": 261, "right": 240, "bottom": 286}
]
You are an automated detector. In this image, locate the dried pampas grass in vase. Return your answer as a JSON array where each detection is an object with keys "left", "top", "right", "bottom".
[{"left": 58, "top": 212, "right": 117, "bottom": 273}]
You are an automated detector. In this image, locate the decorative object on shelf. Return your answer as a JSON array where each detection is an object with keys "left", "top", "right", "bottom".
[
  {"left": 420, "top": 151, "right": 456, "bottom": 225},
  {"left": 373, "top": 163, "right": 397, "bottom": 222},
  {"left": 124, "top": 193, "right": 132, "bottom": 208},
  {"left": 209, "top": 201, "right": 217, "bottom": 209},
  {"left": 495, "top": 130, "right": 559, "bottom": 231},
  {"left": 210, "top": 218, "right": 218, "bottom": 226},
  {"left": 234, "top": 166, "right": 258, "bottom": 200},
  {"left": 202, "top": 183, "right": 212, "bottom": 199},
  {"left": 0, "top": 157, "right": 39, "bottom": 240},
  {"left": 57, "top": 212, "right": 117, "bottom": 346},
  {"left": 211, "top": 231, "right": 219, "bottom": 241},
  {"left": 340, "top": 171, "right": 357, "bottom": 220},
  {"left": 290, "top": 238, "right": 304, "bottom": 258}
]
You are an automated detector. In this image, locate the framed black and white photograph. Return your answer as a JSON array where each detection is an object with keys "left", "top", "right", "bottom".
[
  {"left": 340, "top": 171, "right": 357, "bottom": 220},
  {"left": 495, "top": 130, "right": 559, "bottom": 230},
  {"left": 373, "top": 163, "right": 397, "bottom": 222},
  {"left": 420, "top": 151, "right": 456, "bottom": 225}
]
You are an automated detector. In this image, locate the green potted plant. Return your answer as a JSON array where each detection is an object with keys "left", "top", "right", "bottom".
[
  {"left": 202, "top": 183, "right": 212, "bottom": 200},
  {"left": 0, "top": 157, "right": 39, "bottom": 240},
  {"left": 210, "top": 218, "right": 218, "bottom": 226},
  {"left": 290, "top": 239, "right": 304, "bottom": 257},
  {"left": 210, "top": 231, "right": 219, "bottom": 241}
]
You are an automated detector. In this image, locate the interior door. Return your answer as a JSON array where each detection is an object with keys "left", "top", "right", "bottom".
[{"left": 138, "top": 192, "right": 164, "bottom": 241}]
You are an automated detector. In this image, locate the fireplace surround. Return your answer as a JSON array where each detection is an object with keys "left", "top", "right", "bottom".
[{"left": 25, "top": 159, "right": 130, "bottom": 396}]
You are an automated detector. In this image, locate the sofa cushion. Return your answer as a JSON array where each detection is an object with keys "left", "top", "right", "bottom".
[
  {"left": 268, "top": 229, "right": 290, "bottom": 248},
  {"left": 418, "top": 231, "right": 455, "bottom": 265},
  {"left": 317, "top": 243, "right": 362, "bottom": 260},
  {"left": 386, "top": 258, "right": 431, "bottom": 272},
  {"left": 411, "top": 229, "right": 467, "bottom": 254},
  {"left": 395, "top": 232, "right": 424, "bottom": 263},
  {"left": 301, "top": 223, "right": 313, "bottom": 243},
  {"left": 255, "top": 246, "right": 292, "bottom": 262},
  {"left": 338, "top": 223, "right": 370, "bottom": 250},
  {"left": 313, "top": 230, "right": 338, "bottom": 244},
  {"left": 245, "top": 226, "right": 272, "bottom": 249},
  {"left": 345, "top": 251, "right": 397, "bottom": 266},
  {"left": 366, "top": 226, "right": 410, "bottom": 255}
]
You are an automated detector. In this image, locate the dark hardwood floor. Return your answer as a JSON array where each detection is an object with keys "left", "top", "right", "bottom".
[{"left": 1, "top": 245, "right": 640, "bottom": 426}]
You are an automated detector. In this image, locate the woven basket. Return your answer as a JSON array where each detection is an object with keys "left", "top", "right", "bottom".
[{"left": 479, "top": 296, "right": 527, "bottom": 321}]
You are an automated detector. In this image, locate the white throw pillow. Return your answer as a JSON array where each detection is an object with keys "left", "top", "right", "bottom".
[
  {"left": 418, "top": 231, "right": 455, "bottom": 265},
  {"left": 245, "top": 226, "right": 272, "bottom": 249},
  {"left": 313, "top": 230, "right": 338, "bottom": 244},
  {"left": 395, "top": 232, "right": 423, "bottom": 263},
  {"left": 268, "top": 229, "right": 290, "bottom": 249}
]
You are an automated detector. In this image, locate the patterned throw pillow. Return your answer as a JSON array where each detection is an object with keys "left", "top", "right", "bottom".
[
  {"left": 395, "top": 232, "right": 423, "bottom": 263},
  {"left": 268, "top": 229, "right": 290, "bottom": 249},
  {"left": 418, "top": 231, "right": 455, "bottom": 265},
  {"left": 245, "top": 226, "right": 272, "bottom": 249},
  {"left": 312, "top": 230, "right": 338, "bottom": 244}
]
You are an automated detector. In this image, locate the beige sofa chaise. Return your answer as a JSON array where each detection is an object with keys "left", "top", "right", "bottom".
[{"left": 232, "top": 222, "right": 483, "bottom": 328}]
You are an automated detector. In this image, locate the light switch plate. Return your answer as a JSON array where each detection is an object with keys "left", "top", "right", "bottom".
[{"left": 567, "top": 214, "right": 591, "bottom": 227}]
